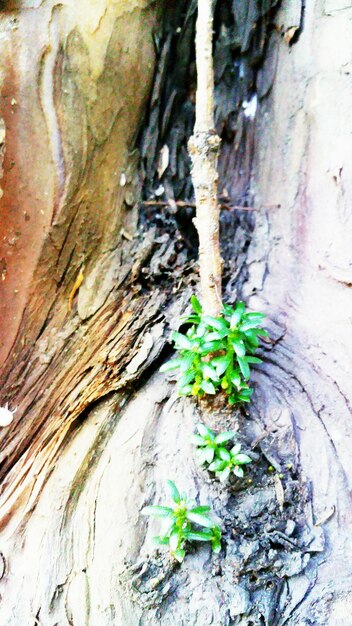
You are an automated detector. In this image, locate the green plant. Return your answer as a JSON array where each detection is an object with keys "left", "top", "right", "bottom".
[
  {"left": 142, "top": 480, "right": 221, "bottom": 563},
  {"left": 208, "top": 443, "right": 252, "bottom": 481},
  {"left": 192, "top": 423, "right": 252, "bottom": 482},
  {"left": 160, "top": 295, "right": 267, "bottom": 404}
]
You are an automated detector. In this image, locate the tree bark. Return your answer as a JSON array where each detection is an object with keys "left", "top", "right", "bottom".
[
  {"left": 0, "top": 0, "right": 169, "bottom": 536},
  {"left": 1, "top": 0, "right": 352, "bottom": 625},
  {"left": 248, "top": 1, "right": 352, "bottom": 622}
]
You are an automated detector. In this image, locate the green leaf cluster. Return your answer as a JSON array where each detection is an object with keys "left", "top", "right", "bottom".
[
  {"left": 142, "top": 480, "right": 221, "bottom": 563},
  {"left": 192, "top": 423, "right": 252, "bottom": 482},
  {"left": 160, "top": 295, "right": 268, "bottom": 403}
]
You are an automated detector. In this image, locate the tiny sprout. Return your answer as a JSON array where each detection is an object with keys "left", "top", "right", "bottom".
[
  {"left": 160, "top": 295, "right": 267, "bottom": 403},
  {"left": 142, "top": 480, "right": 221, "bottom": 563},
  {"left": 192, "top": 423, "right": 252, "bottom": 482},
  {"left": 0, "top": 403, "right": 16, "bottom": 427}
]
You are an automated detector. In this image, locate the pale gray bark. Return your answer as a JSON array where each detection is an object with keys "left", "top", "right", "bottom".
[{"left": 248, "top": 1, "right": 352, "bottom": 622}]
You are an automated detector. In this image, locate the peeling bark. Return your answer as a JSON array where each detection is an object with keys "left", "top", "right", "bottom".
[
  {"left": 0, "top": 0, "right": 160, "bottom": 366},
  {"left": 0, "top": 0, "right": 164, "bottom": 521}
]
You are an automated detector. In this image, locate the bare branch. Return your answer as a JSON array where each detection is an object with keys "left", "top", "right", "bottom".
[{"left": 188, "top": 0, "right": 222, "bottom": 317}]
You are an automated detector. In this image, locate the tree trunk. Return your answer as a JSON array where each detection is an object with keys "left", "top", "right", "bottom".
[
  {"left": 1, "top": 0, "right": 352, "bottom": 625},
  {"left": 0, "top": 0, "right": 163, "bottom": 518}
]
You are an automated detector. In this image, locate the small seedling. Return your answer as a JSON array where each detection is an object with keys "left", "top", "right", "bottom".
[
  {"left": 160, "top": 295, "right": 267, "bottom": 404},
  {"left": 208, "top": 443, "right": 252, "bottom": 481},
  {"left": 142, "top": 480, "right": 221, "bottom": 562},
  {"left": 191, "top": 422, "right": 236, "bottom": 465},
  {"left": 192, "top": 423, "right": 252, "bottom": 482}
]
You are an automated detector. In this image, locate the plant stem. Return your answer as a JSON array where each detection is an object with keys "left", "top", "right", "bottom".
[{"left": 189, "top": 0, "right": 222, "bottom": 317}]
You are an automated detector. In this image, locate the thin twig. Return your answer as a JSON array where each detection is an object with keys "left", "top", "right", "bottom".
[
  {"left": 142, "top": 200, "right": 280, "bottom": 212},
  {"left": 188, "top": 0, "right": 222, "bottom": 316}
]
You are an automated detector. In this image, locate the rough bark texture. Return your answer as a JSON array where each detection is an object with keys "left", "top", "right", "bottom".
[
  {"left": 0, "top": 0, "right": 351, "bottom": 625},
  {"left": 0, "top": 0, "right": 160, "bottom": 366},
  {"left": 249, "top": 1, "right": 352, "bottom": 622},
  {"left": 0, "top": 0, "right": 163, "bottom": 520}
]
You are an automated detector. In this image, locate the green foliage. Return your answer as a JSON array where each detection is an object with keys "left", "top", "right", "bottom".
[
  {"left": 142, "top": 480, "right": 221, "bottom": 562},
  {"left": 192, "top": 423, "right": 252, "bottom": 482},
  {"left": 160, "top": 296, "right": 268, "bottom": 403},
  {"left": 152, "top": 298, "right": 265, "bottom": 568}
]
